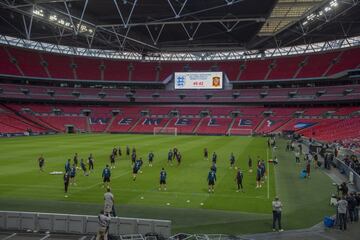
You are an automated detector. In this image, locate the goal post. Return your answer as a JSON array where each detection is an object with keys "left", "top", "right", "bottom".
[
  {"left": 227, "top": 128, "right": 253, "bottom": 136},
  {"left": 153, "top": 127, "right": 177, "bottom": 136}
]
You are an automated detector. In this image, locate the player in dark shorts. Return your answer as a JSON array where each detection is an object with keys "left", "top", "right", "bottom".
[
  {"left": 73, "top": 153, "right": 79, "bottom": 169},
  {"left": 207, "top": 168, "right": 217, "bottom": 193},
  {"left": 173, "top": 147, "right": 178, "bottom": 160},
  {"left": 212, "top": 152, "right": 217, "bottom": 164},
  {"left": 256, "top": 164, "right": 262, "bottom": 188},
  {"left": 88, "top": 154, "right": 94, "bottom": 172},
  {"left": 80, "top": 159, "right": 88, "bottom": 176},
  {"left": 148, "top": 151, "right": 154, "bottom": 167},
  {"left": 204, "top": 148, "right": 208, "bottom": 160},
  {"left": 64, "top": 171, "right": 70, "bottom": 198},
  {"left": 102, "top": 165, "right": 111, "bottom": 188},
  {"left": 110, "top": 153, "right": 116, "bottom": 169},
  {"left": 131, "top": 151, "right": 137, "bottom": 165},
  {"left": 230, "top": 153, "right": 235, "bottom": 169},
  {"left": 118, "top": 147, "right": 122, "bottom": 157},
  {"left": 176, "top": 152, "right": 182, "bottom": 166},
  {"left": 65, "top": 159, "right": 71, "bottom": 173},
  {"left": 248, "top": 156, "right": 253, "bottom": 173},
  {"left": 112, "top": 147, "right": 117, "bottom": 157},
  {"left": 70, "top": 164, "right": 77, "bottom": 186},
  {"left": 132, "top": 160, "right": 141, "bottom": 181},
  {"left": 159, "top": 168, "right": 167, "bottom": 191},
  {"left": 167, "top": 149, "right": 173, "bottom": 165},
  {"left": 235, "top": 169, "right": 244, "bottom": 192},
  {"left": 126, "top": 146, "right": 130, "bottom": 157},
  {"left": 38, "top": 154, "right": 45, "bottom": 171},
  {"left": 211, "top": 163, "right": 217, "bottom": 173}
]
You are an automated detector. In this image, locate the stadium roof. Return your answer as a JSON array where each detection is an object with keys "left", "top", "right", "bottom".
[{"left": 0, "top": 0, "right": 359, "bottom": 54}]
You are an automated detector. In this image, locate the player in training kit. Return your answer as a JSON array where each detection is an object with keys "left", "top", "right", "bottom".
[
  {"left": 235, "top": 169, "right": 244, "bottom": 192},
  {"left": 126, "top": 146, "right": 130, "bottom": 157},
  {"left": 80, "top": 159, "right": 88, "bottom": 176},
  {"left": 173, "top": 147, "right": 178, "bottom": 160},
  {"left": 88, "top": 154, "right": 94, "bottom": 172},
  {"left": 70, "top": 164, "right": 77, "bottom": 186},
  {"left": 211, "top": 163, "right": 217, "bottom": 173},
  {"left": 159, "top": 168, "right": 167, "bottom": 191},
  {"left": 248, "top": 156, "right": 253, "bottom": 173},
  {"left": 73, "top": 153, "right": 79, "bottom": 169},
  {"left": 260, "top": 160, "right": 266, "bottom": 183},
  {"left": 230, "top": 153, "right": 235, "bottom": 168},
  {"left": 256, "top": 164, "right": 262, "bottom": 188},
  {"left": 148, "top": 151, "right": 154, "bottom": 167},
  {"left": 112, "top": 147, "right": 117, "bottom": 157},
  {"left": 212, "top": 152, "right": 217, "bottom": 164},
  {"left": 204, "top": 148, "right": 208, "bottom": 160},
  {"left": 118, "top": 147, "right": 122, "bottom": 157},
  {"left": 65, "top": 159, "right": 71, "bottom": 173},
  {"left": 102, "top": 165, "right": 111, "bottom": 188},
  {"left": 63, "top": 171, "right": 70, "bottom": 198},
  {"left": 110, "top": 153, "right": 116, "bottom": 169},
  {"left": 207, "top": 168, "right": 217, "bottom": 193},
  {"left": 167, "top": 150, "right": 173, "bottom": 165},
  {"left": 38, "top": 154, "right": 45, "bottom": 171},
  {"left": 131, "top": 151, "right": 136, "bottom": 165},
  {"left": 132, "top": 160, "right": 141, "bottom": 181},
  {"left": 176, "top": 152, "right": 182, "bottom": 166}
]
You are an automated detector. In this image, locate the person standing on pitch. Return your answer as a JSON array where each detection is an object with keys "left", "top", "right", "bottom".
[
  {"left": 159, "top": 168, "right": 167, "bottom": 191},
  {"left": 63, "top": 171, "right": 70, "bottom": 198},
  {"left": 102, "top": 165, "right": 111, "bottom": 188},
  {"left": 272, "top": 196, "right": 284, "bottom": 232},
  {"left": 235, "top": 168, "right": 244, "bottom": 192},
  {"left": 38, "top": 154, "right": 45, "bottom": 172}
]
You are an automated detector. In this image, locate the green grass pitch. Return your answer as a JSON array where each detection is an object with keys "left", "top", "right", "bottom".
[{"left": 0, "top": 134, "right": 335, "bottom": 234}]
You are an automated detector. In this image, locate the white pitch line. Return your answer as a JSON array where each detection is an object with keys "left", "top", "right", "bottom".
[
  {"left": 267, "top": 147, "right": 270, "bottom": 200},
  {"left": 2, "top": 233, "right": 16, "bottom": 240},
  {"left": 40, "top": 234, "right": 50, "bottom": 240}
]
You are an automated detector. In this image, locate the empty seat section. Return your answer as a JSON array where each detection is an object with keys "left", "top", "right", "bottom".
[
  {"left": 297, "top": 52, "right": 338, "bottom": 78},
  {"left": 218, "top": 61, "right": 240, "bottom": 81},
  {"left": 0, "top": 47, "right": 21, "bottom": 75},
  {"left": 103, "top": 60, "right": 129, "bottom": 81},
  {"left": 131, "top": 62, "right": 157, "bottom": 81},
  {"left": 268, "top": 56, "right": 304, "bottom": 80},
  {"left": 42, "top": 53, "right": 74, "bottom": 79},
  {"left": 240, "top": 59, "right": 271, "bottom": 81},
  {"left": 327, "top": 48, "right": 360, "bottom": 75},
  {"left": 74, "top": 57, "right": 101, "bottom": 80},
  {"left": 8, "top": 48, "right": 47, "bottom": 77}
]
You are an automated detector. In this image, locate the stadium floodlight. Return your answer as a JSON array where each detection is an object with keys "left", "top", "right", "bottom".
[{"left": 33, "top": 7, "right": 94, "bottom": 36}]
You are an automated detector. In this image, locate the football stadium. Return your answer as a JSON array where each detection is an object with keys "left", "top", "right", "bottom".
[{"left": 0, "top": 0, "right": 360, "bottom": 239}]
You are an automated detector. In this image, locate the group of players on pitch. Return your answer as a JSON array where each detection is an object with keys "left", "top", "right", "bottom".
[{"left": 37, "top": 146, "right": 268, "bottom": 197}]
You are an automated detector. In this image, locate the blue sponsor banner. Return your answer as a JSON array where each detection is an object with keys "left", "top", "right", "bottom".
[
  {"left": 294, "top": 122, "right": 316, "bottom": 129},
  {"left": 175, "top": 118, "right": 191, "bottom": 126},
  {"left": 118, "top": 118, "right": 133, "bottom": 125},
  {"left": 239, "top": 119, "right": 253, "bottom": 126},
  {"left": 143, "top": 118, "right": 162, "bottom": 125}
]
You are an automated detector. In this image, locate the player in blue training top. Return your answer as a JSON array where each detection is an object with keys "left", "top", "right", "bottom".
[
  {"left": 167, "top": 149, "right": 173, "bottom": 165},
  {"left": 131, "top": 151, "right": 136, "bottom": 165},
  {"left": 102, "top": 165, "right": 111, "bottom": 188},
  {"left": 212, "top": 152, "right": 217, "bottom": 164},
  {"left": 65, "top": 159, "right": 71, "bottom": 173},
  {"left": 256, "top": 163, "right": 262, "bottom": 188},
  {"left": 70, "top": 164, "right": 77, "bottom": 186},
  {"left": 132, "top": 159, "right": 142, "bottom": 181},
  {"left": 207, "top": 168, "right": 217, "bottom": 193},
  {"left": 159, "top": 168, "right": 167, "bottom": 191},
  {"left": 148, "top": 151, "right": 154, "bottom": 167},
  {"left": 73, "top": 153, "right": 79, "bottom": 169},
  {"left": 80, "top": 159, "right": 88, "bottom": 176},
  {"left": 230, "top": 153, "right": 235, "bottom": 169},
  {"left": 211, "top": 162, "right": 217, "bottom": 173},
  {"left": 235, "top": 168, "right": 244, "bottom": 192},
  {"left": 176, "top": 151, "right": 182, "bottom": 166},
  {"left": 38, "top": 154, "right": 45, "bottom": 172}
]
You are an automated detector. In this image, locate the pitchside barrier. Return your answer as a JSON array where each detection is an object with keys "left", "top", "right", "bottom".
[{"left": 0, "top": 211, "right": 171, "bottom": 238}]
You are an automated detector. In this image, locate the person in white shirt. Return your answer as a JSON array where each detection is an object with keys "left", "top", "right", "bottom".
[
  {"left": 272, "top": 196, "right": 284, "bottom": 232},
  {"left": 96, "top": 210, "right": 111, "bottom": 240},
  {"left": 104, "top": 187, "right": 115, "bottom": 217}
]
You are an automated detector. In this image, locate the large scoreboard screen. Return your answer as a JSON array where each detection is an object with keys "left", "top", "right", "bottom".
[{"left": 174, "top": 72, "right": 223, "bottom": 90}]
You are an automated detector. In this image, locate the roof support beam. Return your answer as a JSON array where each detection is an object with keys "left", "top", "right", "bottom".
[{"left": 166, "top": 0, "right": 188, "bottom": 18}]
